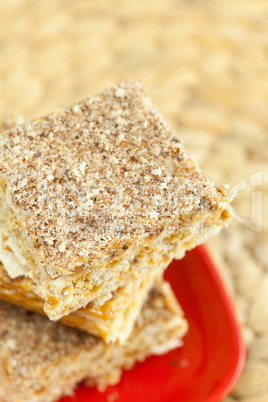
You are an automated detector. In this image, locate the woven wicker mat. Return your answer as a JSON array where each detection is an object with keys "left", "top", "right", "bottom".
[{"left": 0, "top": 1, "right": 268, "bottom": 400}]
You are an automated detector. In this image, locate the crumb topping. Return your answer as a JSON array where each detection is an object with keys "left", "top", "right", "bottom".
[{"left": 0, "top": 80, "right": 224, "bottom": 274}]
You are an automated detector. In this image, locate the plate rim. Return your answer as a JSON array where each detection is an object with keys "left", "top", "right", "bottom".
[{"left": 198, "top": 244, "right": 246, "bottom": 401}]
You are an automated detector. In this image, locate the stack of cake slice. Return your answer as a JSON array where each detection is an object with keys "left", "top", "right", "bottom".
[{"left": 0, "top": 81, "right": 231, "bottom": 401}]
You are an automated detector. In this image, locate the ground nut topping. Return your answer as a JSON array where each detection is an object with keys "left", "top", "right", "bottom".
[{"left": 0, "top": 81, "right": 228, "bottom": 276}]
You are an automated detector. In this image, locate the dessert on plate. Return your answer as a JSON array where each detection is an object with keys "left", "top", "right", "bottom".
[{"left": 0, "top": 80, "right": 233, "bottom": 401}]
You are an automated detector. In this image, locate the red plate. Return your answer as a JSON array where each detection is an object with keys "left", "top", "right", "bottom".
[{"left": 61, "top": 245, "right": 245, "bottom": 402}]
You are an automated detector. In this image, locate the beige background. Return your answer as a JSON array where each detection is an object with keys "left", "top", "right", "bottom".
[{"left": 0, "top": 0, "right": 268, "bottom": 400}]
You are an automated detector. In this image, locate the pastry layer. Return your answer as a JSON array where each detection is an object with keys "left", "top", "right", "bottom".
[
  {"left": 0, "top": 261, "right": 159, "bottom": 344},
  {"left": 0, "top": 81, "right": 231, "bottom": 319},
  {"left": 0, "top": 279, "right": 188, "bottom": 402}
]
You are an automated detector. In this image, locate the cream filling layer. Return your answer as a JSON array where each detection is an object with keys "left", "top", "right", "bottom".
[
  {"left": 0, "top": 225, "right": 29, "bottom": 279},
  {"left": 151, "top": 338, "right": 183, "bottom": 355}
]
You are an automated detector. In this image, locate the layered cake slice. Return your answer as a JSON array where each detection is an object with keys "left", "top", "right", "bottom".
[
  {"left": 0, "top": 278, "right": 188, "bottom": 402},
  {"left": 0, "top": 261, "right": 160, "bottom": 344},
  {"left": 0, "top": 81, "right": 231, "bottom": 320}
]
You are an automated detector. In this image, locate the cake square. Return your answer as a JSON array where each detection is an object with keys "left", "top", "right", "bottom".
[
  {"left": 0, "top": 279, "right": 188, "bottom": 402},
  {"left": 0, "top": 81, "right": 231, "bottom": 320}
]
